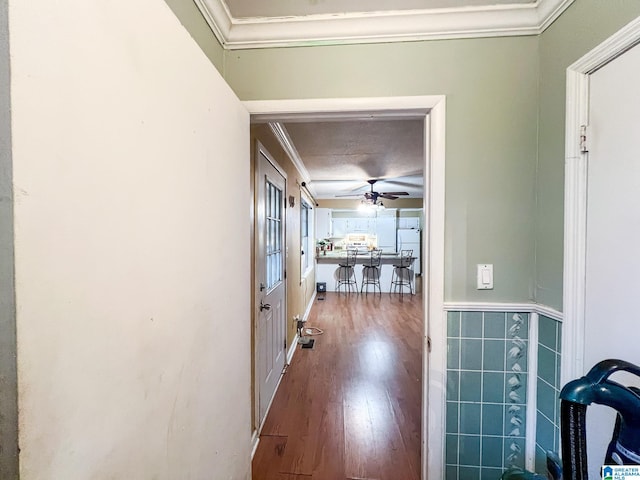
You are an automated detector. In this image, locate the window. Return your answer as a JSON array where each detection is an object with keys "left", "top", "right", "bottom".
[
  {"left": 301, "top": 199, "right": 313, "bottom": 276},
  {"left": 265, "top": 180, "right": 283, "bottom": 290}
]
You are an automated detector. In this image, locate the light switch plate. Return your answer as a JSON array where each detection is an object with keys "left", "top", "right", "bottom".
[{"left": 477, "top": 264, "right": 493, "bottom": 289}]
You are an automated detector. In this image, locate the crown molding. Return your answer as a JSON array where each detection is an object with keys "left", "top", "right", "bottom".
[
  {"left": 268, "top": 122, "right": 312, "bottom": 186},
  {"left": 194, "top": 0, "right": 574, "bottom": 50}
]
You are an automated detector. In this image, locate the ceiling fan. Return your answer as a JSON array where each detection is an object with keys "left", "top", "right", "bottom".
[{"left": 336, "top": 179, "right": 410, "bottom": 203}]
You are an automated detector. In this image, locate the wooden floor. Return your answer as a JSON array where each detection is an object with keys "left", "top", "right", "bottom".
[{"left": 252, "top": 291, "right": 424, "bottom": 480}]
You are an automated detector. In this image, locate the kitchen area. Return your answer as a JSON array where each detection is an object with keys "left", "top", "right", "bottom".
[{"left": 315, "top": 207, "right": 423, "bottom": 293}]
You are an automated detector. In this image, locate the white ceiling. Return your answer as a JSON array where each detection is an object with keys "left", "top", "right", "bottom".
[
  {"left": 194, "top": 0, "right": 573, "bottom": 49},
  {"left": 202, "top": 0, "right": 574, "bottom": 201},
  {"left": 225, "top": 0, "right": 535, "bottom": 19}
]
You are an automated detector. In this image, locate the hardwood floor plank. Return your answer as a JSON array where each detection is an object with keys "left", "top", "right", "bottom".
[
  {"left": 311, "top": 401, "right": 345, "bottom": 479},
  {"left": 252, "top": 293, "right": 423, "bottom": 480},
  {"left": 251, "top": 436, "right": 289, "bottom": 480},
  {"left": 343, "top": 379, "right": 381, "bottom": 480}
]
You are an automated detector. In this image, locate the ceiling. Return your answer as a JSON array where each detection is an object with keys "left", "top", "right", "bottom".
[
  {"left": 225, "top": 0, "right": 535, "bottom": 19},
  {"left": 281, "top": 119, "right": 424, "bottom": 200},
  {"left": 194, "top": 0, "right": 574, "bottom": 49},
  {"left": 197, "top": 0, "right": 573, "bottom": 201}
]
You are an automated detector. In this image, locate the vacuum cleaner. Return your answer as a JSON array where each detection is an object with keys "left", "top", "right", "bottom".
[
  {"left": 502, "top": 359, "right": 640, "bottom": 480},
  {"left": 560, "top": 358, "right": 640, "bottom": 479}
]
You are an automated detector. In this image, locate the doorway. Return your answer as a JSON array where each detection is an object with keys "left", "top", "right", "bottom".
[
  {"left": 255, "top": 144, "right": 288, "bottom": 427},
  {"left": 246, "top": 95, "right": 446, "bottom": 479},
  {"left": 563, "top": 17, "right": 640, "bottom": 478}
]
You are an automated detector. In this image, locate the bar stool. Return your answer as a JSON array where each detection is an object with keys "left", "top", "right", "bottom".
[
  {"left": 361, "top": 249, "right": 383, "bottom": 295},
  {"left": 335, "top": 249, "right": 358, "bottom": 293},
  {"left": 390, "top": 249, "right": 415, "bottom": 296}
]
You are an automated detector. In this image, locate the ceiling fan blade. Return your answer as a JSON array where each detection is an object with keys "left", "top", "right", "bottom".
[
  {"left": 379, "top": 194, "right": 399, "bottom": 200},
  {"left": 334, "top": 193, "right": 363, "bottom": 197},
  {"left": 380, "top": 191, "right": 409, "bottom": 196},
  {"left": 383, "top": 180, "right": 423, "bottom": 189}
]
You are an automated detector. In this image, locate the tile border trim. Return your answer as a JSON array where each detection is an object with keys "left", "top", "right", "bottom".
[{"left": 443, "top": 302, "right": 563, "bottom": 322}]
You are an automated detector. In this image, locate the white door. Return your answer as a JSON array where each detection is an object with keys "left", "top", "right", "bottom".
[
  {"left": 256, "top": 147, "right": 287, "bottom": 426},
  {"left": 583, "top": 43, "right": 640, "bottom": 476}
]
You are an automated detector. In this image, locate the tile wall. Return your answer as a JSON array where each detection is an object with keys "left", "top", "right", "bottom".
[
  {"left": 534, "top": 315, "right": 562, "bottom": 473},
  {"left": 446, "top": 311, "right": 529, "bottom": 480}
]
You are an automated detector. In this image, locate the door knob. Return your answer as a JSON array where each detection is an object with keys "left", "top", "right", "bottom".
[{"left": 260, "top": 301, "right": 271, "bottom": 312}]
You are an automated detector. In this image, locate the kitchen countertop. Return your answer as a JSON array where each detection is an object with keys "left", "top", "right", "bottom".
[{"left": 316, "top": 251, "right": 410, "bottom": 264}]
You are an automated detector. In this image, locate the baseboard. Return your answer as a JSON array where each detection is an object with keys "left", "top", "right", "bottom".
[
  {"left": 287, "top": 333, "right": 299, "bottom": 364},
  {"left": 303, "top": 290, "right": 316, "bottom": 320}
]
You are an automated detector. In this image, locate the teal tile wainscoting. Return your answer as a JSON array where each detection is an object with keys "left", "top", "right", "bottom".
[
  {"left": 446, "top": 311, "right": 529, "bottom": 480},
  {"left": 534, "top": 315, "right": 562, "bottom": 473}
]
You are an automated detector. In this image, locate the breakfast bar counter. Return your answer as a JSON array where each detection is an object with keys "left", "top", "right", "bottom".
[
  {"left": 316, "top": 250, "right": 402, "bottom": 263},
  {"left": 315, "top": 251, "right": 414, "bottom": 293}
]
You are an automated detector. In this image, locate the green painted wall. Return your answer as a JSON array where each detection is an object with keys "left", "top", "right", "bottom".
[
  {"left": 0, "top": 1, "right": 18, "bottom": 478},
  {"left": 536, "top": 2, "right": 640, "bottom": 310},
  {"left": 163, "top": 0, "right": 224, "bottom": 73},
  {"left": 225, "top": 37, "right": 540, "bottom": 303},
  {"left": 164, "top": 2, "right": 640, "bottom": 308}
]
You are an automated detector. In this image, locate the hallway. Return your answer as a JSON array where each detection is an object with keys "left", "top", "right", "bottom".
[{"left": 252, "top": 292, "right": 424, "bottom": 480}]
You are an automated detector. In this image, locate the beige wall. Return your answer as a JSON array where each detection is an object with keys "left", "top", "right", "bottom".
[
  {"left": 10, "top": 0, "right": 251, "bottom": 478},
  {"left": 225, "top": 37, "right": 540, "bottom": 303},
  {"left": 535, "top": 2, "right": 640, "bottom": 310}
]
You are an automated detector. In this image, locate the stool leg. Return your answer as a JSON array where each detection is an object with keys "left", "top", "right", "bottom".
[
  {"left": 352, "top": 267, "right": 358, "bottom": 293},
  {"left": 373, "top": 267, "right": 381, "bottom": 295},
  {"left": 390, "top": 268, "right": 396, "bottom": 294},
  {"left": 361, "top": 267, "right": 367, "bottom": 294}
]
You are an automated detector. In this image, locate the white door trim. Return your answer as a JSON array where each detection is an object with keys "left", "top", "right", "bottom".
[
  {"left": 245, "top": 95, "right": 446, "bottom": 480},
  {"left": 563, "top": 17, "right": 640, "bottom": 387}
]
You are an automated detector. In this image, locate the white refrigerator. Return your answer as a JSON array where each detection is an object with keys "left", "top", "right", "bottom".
[{"left": 397, "top": 229, "right": 421, "bottom": 275}]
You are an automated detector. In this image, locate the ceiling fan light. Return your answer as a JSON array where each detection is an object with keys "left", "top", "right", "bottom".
[{"left": 358, "top": 198, "right": 386, "bottom": 211}]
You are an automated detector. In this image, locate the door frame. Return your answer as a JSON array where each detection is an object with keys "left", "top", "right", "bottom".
[
  {"left": 254, "top": 141, "right": 288, "bottom": 431},
  {"left": 245, "top": 95, "right": 446, "bottom": 480},
  {"left": 563, "top": 17, "right": 640, "bottom": 386}
]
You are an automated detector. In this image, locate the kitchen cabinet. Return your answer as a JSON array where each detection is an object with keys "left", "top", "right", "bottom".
[
  {"left": 375, "top": 216, "right": 397, "bottom": 252},
  {"left": 332, "top": 216, "right": 375, "bottom": 236},
  {"left": 331, "top": 218, "right": 349, "bottom": 237},
  {"left": 348, "top": 217, "right": 374, "bottom": 233},
  {"left": 398, "top": 216, "right": 420, "bottom": 229},
  {"left": 315, "top": 208, "right": 332, "bottom": 239}
]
